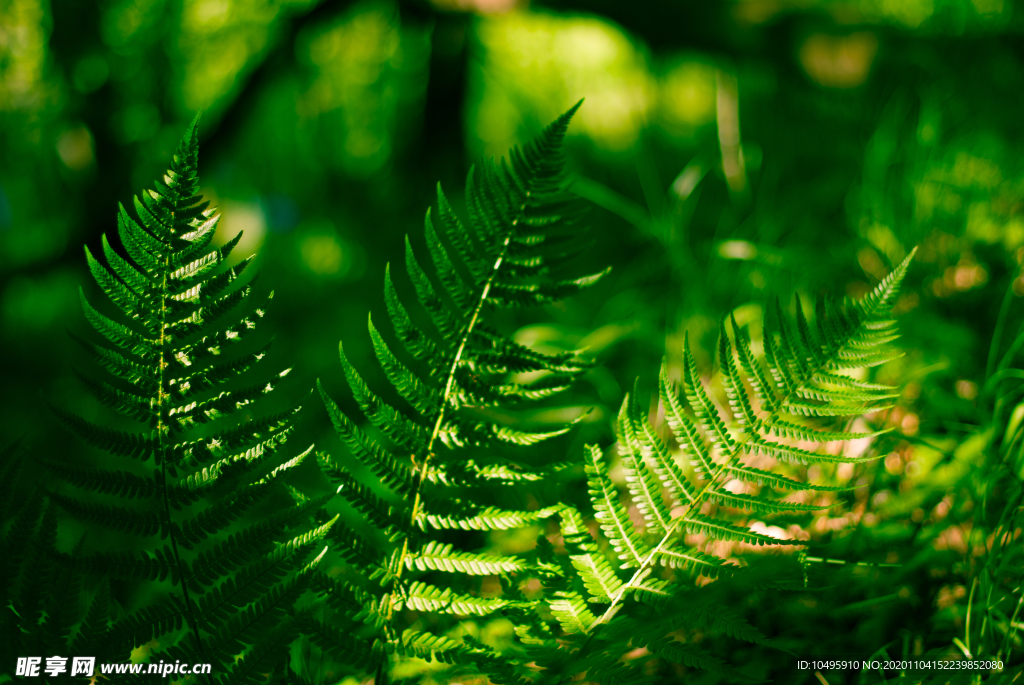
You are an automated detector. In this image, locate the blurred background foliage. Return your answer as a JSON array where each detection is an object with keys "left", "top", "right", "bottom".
[{"left": 3, "top": 0, "right": 1024, "bottom": 681}]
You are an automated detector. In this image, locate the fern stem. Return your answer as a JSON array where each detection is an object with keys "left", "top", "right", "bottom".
[
  {"left": 160, "top": 463, "right": 208, "bottom": 663},
  {"left": 361, "top": 113, "right": 576, "bottom": 679},
  {"left": 376, "top": 226, "right": 518, "bottom": 679},
  {"left": 422, "top": 231, "right": 516, "bottom": 470},
  {"left": 156, "top": 228, "right": 209, "bottom": 679},
  {"left": 390, "top": 231, "right": 514, "bottom": 574}
]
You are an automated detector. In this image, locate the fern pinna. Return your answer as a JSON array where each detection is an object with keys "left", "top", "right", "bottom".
[
  {"left": 48, "top": 117, "right": 333, "bottom": 681},
  {"left": 511, "top": 252, "right": 916, "bottom": 683},
  {"left": 313, "top": 103, "right": 606, "bottom": 680}
]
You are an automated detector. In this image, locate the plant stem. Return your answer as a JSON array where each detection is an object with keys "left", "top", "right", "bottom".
[{"left": 157, "top": 215, "right": 209, "bottom": 682}]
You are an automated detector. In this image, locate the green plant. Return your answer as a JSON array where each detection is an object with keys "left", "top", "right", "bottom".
[
  {"left": 498, "top": 253, "right": 916, "bottom": 682},
  {"left": 310, "top": 102, "right": 613, "bottom": 683},
  {"left": 43, "top": 117, "right": 333, "bottom": 682},
  {"left": 304, "top": 103, "right": 919, "bottom": 683},
  {"left": 0, "top": 440, "right": 103, "bottom": 675},
  {"left": 941, "top": 284, "right": 1024, "bottom": 670}
]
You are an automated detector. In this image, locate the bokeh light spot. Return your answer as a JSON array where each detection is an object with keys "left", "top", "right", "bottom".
[
  {"left": 800, "top": 32, "right": 878, "bottom": 89},
  {"left": 300, "top": 234, "right": 345, "bottom": 276},
  {"left": 56, "top": 126, "right": 95, "bottom": 171},
  {"left": 214, "top": 199, "right": 267, "bottom": 258},
  {"left": 472, "top": 12, "right": 654, "bottom": 154},
  {"left": 0, "top": 0, "right": 51, "bottom": 112},
  {"left": 659, "top": 61, "right": 716, "bottom": 130}
]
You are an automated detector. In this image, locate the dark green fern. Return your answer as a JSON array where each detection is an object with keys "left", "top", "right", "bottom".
[
  {"left": 1, "top": 440, "right": 104, "bottom": 676},
  {"left": 506, "top": 251, "right": 916, "bottom": 683},
  {"left": 313, "top": 102, "right": 608, "bottom": 682},
  {"left": 47, "top": 117, "right": 334, "bottom": 683}
]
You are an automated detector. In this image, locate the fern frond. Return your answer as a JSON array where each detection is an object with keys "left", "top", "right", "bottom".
[
  {"left": 681, "top": 512, "right": 802, "bottom": 546},
  {"left": 39, "top": 458, "right": 161, "bottom": 499},
  {"left": 396, "top": 629, "right": 503, "bottom": 667},
  {"left": 303, "top": 617, "right": 375, "bottom": 670},
  {"left": 46, "top": 115, "right": 322, "bottom": 678},
  {"left": 69, "top": 580, "right": 114, "bottom": 656},
  {"left": 535, "top": 250, "right": 915, "bottom": 679},
  {"left": 647, "top": 637, "right": 729, "bottom": 674},
  {"left": 57, "top": 547, "right": 177, "bottom": 582},
  {"left": 187, "top": 496, "right": 331, "bottom": 591},
  {"left": 0, "top": 443, "right": 124, "bottom": 668},
  {"left": 724, "top": 462, "right": 853, "bottom": 492},
  {"left": 652, "top": 545, "right": 723, "bottom": 576},
  {"left": 548, "top": 590, "right": 598, "bottom": 635},
  {"left": 317, "top": 103, "right": 606, "bottom": 679},
  {"left": 46, "top": 491, "right": 163, "bottom": 536}
]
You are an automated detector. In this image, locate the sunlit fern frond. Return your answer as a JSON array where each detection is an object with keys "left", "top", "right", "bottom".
[
  {"left": 315, "top": 102, "right": 608, "bottom": 682},
  {"left": 515, "top": 251, "right": 915, "bottom": 682},
  {"left": 48, "top": 117, "right": 333, "bottom": 683}
]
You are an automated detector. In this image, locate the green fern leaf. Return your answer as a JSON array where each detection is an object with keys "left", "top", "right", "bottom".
[
  {"left": 396, "top": 629, "right": 503, "bottom": 666},
  {"left": 617, "top": 395, "right": 673, "bottom": 535},
  {"left": 653, "top": 545, "right": 724, "bottom": 576},
  {"left": 586, "top": 444, "right": 652, "bottom": 568},
  {"left": 406, "top": 541, "right": 527, "bottom": 575},
  {"left": 559, "top": 506, "right": 624, "bottom": 603},
  {"left": 548, "top": 590, "right": 598, "bottom": 635},
  {"left": 646, "top": 637, "right": 729, "bottom": 674},
  {"left": 317, "top": 103, "right": 607, "bottom": 679},
  {"left": 542, "top": 249, "right": 916, "bottom": 678},
  {"left": 400, "top": 581, "right": 522, "bottom": 616},
  {"left": 45, "top": 115, "right": 324, "bottom": 678},
  {"left": 423, "top": 502, "right": 560, "bottom": 531}
]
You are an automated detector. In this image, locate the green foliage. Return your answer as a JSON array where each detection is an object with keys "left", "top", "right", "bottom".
[
  {"left": 936, "top": 286, "right": 1024, "bottom": 671},
  {"left": 39, "top": 119, "right": 331, "bottom": 682},
  {"left": 496, "top": 253, "right": 917, "bottom": 682},
  {"left": 314, "top": 102, "right": 610, "bottom": 682},
  {"left": 6, "top": 9, "right": 1020, "bottom": 675},
  {"left": 2, "top": 104, "right": 950, "bottom": 685},
  {"left": 0, "top": 440, "right": 106, "bottom": 672},
  {"left": 296, "top": 105, "right": 928, "bottom": 682}
]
